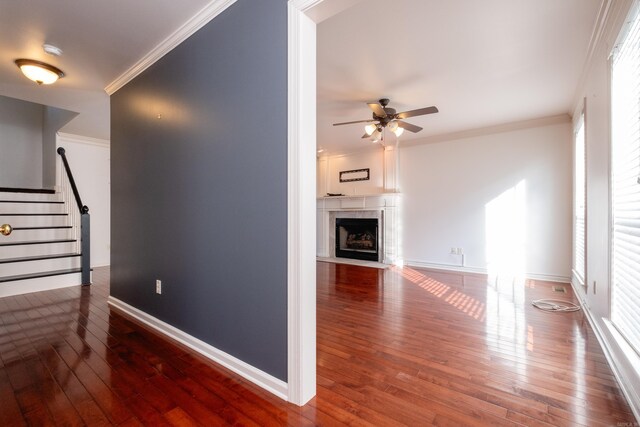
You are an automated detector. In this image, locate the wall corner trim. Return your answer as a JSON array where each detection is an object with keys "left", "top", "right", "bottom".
[
  {"left": 104, "top": 0, "right": 237, "bottom": 95},
  {"left": 107, "top": 296, "right": 288, "bottom": 400},
  {"left": 288, "top": 0, "right": 318, "bottom": 406}
]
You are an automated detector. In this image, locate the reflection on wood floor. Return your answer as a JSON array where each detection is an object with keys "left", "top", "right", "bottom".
[{"left": 0, "top": 264, "right": 636, "bottom": 426}]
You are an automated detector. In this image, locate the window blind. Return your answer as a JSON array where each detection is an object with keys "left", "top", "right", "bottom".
[
  {"left": 574, "top": 115, "right": 586, "bottom": 284},
  {"left": 611, "top": 6, "right": 640, "bottom": 355}
]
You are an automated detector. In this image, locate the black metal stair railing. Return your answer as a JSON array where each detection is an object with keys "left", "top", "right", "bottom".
[{"left": 57, "top": 147, "right": 91, "bottom": 285}]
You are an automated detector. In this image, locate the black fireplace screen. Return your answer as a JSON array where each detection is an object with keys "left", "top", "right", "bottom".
[{"left": 335, "top": 218, "right": 379, "bottom": 261}]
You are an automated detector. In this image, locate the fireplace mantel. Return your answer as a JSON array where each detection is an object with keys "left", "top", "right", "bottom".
[
  {"left": 317, "top": 193, "right": 401, "bottom": 265},
  {"left": 317, "top": 192, "right": 400, "bottom": 210}
]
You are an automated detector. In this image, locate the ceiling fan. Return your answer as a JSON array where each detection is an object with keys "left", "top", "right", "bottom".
[{"left": 333, "top": 98, "right": 438, "bottom": 142}]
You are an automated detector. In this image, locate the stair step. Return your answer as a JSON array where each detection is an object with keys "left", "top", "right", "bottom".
[
  {"left": 0, "top": 240, "right": 78, "bottom": 258},
  {"left": 13, "top": 226, "right": 72, "bottom": 230},
  {"left": 0, "top": 187, "right": 55, "bottom": 194},
  {"left": 1, "top": 228, "right": 73, "bottom": 243},
  {"left": 0, "top": 202, "right": 67, "bottom": 214},
  {"left": 0, "top": 189, "right": 61, "bottom": 202},
  {"left": 0, "top": 254, "right": 82, "bottom": 276},
  {"left": 2, "top": 226, "right": 74, "bottom": 241},
  {"left": 0, "top": 200, "right": 64, "bottom": 204},
  {"left": 0, "top": 253, "right": 81, "bottom": 264},
  {"left": 0, "top": 213, "right": 68, "bottom": 216},
  {"left": 0, "top": 270, "right": 85, "bottom": 298},
  {"left": 0, "top": 215, "right": 69, "bottom": 227},
  {"left": 0, "top": 239, "right": 76, "bottom": 247},
  {"left": 0, "top": 268, "right": 82, "bottom": 283}
]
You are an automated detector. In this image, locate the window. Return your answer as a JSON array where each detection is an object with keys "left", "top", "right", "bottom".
[
  {"left": 611, "top": 5, "right": 640, "bottom": 355},
  {"left": 573, "top": 112, "right": 586, "bottom": 285}
]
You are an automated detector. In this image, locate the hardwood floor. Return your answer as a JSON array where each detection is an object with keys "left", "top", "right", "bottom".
[{"left": 0, "top": 264, "right": 636, "bottom": 426}]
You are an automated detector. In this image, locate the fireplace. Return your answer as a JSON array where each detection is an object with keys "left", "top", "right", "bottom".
[{"left": 335, "top": 218, "right": 379, "bottom": 261}]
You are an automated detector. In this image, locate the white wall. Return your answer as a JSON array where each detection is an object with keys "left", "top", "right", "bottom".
[
  {"left": 318, "top": 148, "right": 384, "bottom": 196},
  {"left": 318, "top": 118, "right": 573, "bottom": 280},
  {"left": 399, "top": 120, "right": 572, "bottom": 281},
  {"left": 57, "top": 133, "right": 111, "bottom": 267},
  {"left": 570, "top": 0, "right": 640, "bottom": 418}
]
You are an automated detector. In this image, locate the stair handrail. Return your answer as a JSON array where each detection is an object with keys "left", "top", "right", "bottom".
[
  {"left": 57, "top": 147, "right": 88, "bottom": 214},
  {"left": 57, "top": 147, "right": 91, "bottom": 285}
]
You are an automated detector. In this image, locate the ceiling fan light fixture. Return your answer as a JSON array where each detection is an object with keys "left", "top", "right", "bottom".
[
  {"left": 364, "top": 123, "right": 377, "bottom": 135},
  {"left": 14, "top": 59, "right": 64, "bottom": 85},
  {"left": 370, "top": 128, "right": 382, "bottom": 142},
  {"left": 393, "top": 127, "right": 404, "bottom": 137}
]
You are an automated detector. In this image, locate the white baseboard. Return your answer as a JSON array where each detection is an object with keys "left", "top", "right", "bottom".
[
  {"left": 569, "top": 282, "right": 640, "bottom": 423},
  {"left": 404, "top": 259, "right": 570, "bottom": 283},
  {"left": 107, "top": 296, "right": 288, "bottom": 401}
]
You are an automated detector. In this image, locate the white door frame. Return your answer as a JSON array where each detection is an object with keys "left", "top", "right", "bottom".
[
  {"left": 287, "top": 0, "right": 318, "bottom": 406},
  {"left": 288, "top": 0, "right": 367, "bottom": 405}
]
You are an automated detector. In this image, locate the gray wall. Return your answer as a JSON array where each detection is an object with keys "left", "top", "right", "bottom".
[
  {"left": 110, "top": 0, "right": 288, "bottom": 381},
  {"left": 0, "top": 95, "right": 78, "bottom": 189},
  {"left": 0, "top": 95, "right": 44, "bottom": 188}
]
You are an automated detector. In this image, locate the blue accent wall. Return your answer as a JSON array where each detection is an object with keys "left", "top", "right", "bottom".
[{"left": 110, "top": 0, "right": 288, "bottom": 381}]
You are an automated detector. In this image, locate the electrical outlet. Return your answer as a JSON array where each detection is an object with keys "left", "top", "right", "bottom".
[
  {"left": 450, "top": 247, "right": 457, "bottom": 254},
  {"left": 156, "top": 280, "right": 162, "bottom": 295},
  {"left": 457, "top": 248, "right": 464, "bottom": 255}
]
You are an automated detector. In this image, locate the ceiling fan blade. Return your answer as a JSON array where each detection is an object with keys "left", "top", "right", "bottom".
[
  {"left": 362, "top": 133, "right": 370, "bottom": 139},
  {"left": 395, "top": 106, "right": 439, "bottom": 120},
  {"left": 397, "top": 120, "right": 423, "bottom": 133},
  {"left": 333, "top": 119, "right": 377, "bottom": 126},
  {"left": 367, "top": 102, "right": 387, "bottom": 117}
]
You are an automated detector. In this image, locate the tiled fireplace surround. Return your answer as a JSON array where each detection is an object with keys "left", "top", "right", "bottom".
[{"left": 316, "top": 194, "right": 400, "bottom": 265}]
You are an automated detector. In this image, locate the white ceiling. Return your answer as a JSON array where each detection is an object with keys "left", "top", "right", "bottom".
[
  {"left": 317, "top": 0, "right": 602, "bottom": 154},
  {"left": 0, "top": 0, "right": 212, "bottom": 140},
  {"left": 0, "top": 0, "right": 602, "bottom": 147}
]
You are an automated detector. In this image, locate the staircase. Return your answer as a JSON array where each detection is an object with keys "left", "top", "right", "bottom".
[
  {"left": 0, "top": 148, "right": 91, "bottom": 298},
  {"left": 0, "top": 188, "right": 83, "bottom": 296}
]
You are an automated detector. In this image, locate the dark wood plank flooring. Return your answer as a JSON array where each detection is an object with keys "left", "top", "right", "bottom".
[{"left": 0, "top": 264, "right": 636, "bottom": 426}]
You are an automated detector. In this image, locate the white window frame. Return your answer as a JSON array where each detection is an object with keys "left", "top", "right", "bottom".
[
  {"left": 573, "top": 106, "right": 586, "bottom": 288},
  {"left": 609, "top": 2, "right": 640, "bottom": 356}
]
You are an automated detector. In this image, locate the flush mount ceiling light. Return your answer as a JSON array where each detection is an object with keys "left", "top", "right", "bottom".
[{"left": 14, "top": 58, "right": 65, "bottom": 85}]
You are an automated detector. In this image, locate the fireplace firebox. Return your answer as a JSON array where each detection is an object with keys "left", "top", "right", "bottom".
[{"left": 335, "top": 218, "right": 379, "bottom": 261}]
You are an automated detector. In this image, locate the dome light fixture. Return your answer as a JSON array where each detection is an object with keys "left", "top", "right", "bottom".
[{"left": 14, "top": 59, "right": 65, "bottom": 85}]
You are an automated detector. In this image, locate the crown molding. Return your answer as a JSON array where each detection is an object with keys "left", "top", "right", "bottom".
[
  {"left": 57, "top": 132, "right": 110, "bottom": 148},
  {"left": 104, "top": 0, "right": 237, "bottom": 95},
  {"left": 400, "top": 114, "right": 571, "bottom": 148},
  {"left": 290, "top": 0, "right": 324, "bottom": 12}
]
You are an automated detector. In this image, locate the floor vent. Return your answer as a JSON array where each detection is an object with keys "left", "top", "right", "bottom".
[{"left": 552, "top": 285, "right": 567, "bottom": 293}]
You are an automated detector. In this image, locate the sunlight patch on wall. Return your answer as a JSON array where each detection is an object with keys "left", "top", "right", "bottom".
[{"left": 485, "top": 179, "right": 527, "bottom": 282}]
